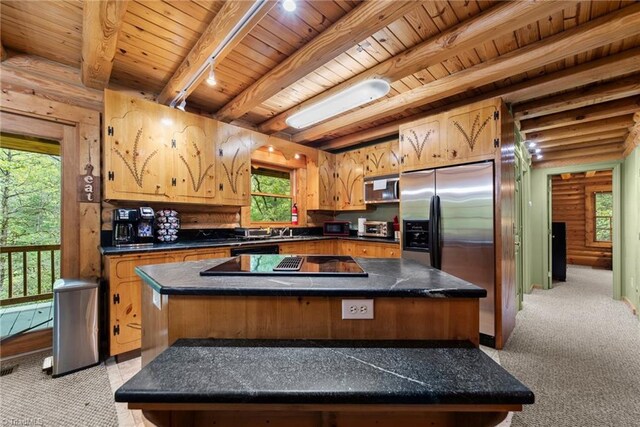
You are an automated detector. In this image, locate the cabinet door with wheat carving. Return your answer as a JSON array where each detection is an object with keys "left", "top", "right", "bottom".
[
  {"left": 318, "top": 151, "right": 336, "bottom": 210},
  {"left": 364, "top": 142, "right": 396, "bottom": 178},
  {"left": 216, "top": 121, "right": 251, "bottom": 206},
  {"left": 336, "top": 150, "right": 365, "bottom": 211},
  {"left": 172, "top": 113, "right": 217, "bottom": 203},
  {"left": 399, "top": 119, "right": 441, "bottom": 172},
  {"left": 445, "top": 104, "right": 498, "bottom": 163},
  {"left": 104, "top": 91, "right": 173, "bottom": 201}
]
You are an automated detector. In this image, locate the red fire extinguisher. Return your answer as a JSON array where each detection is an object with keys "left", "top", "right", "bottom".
[{"left": 291, "top": 203, "right": 298, "bottom": 225}]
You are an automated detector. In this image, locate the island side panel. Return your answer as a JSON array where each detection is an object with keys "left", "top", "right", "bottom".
[
  {"left": 141, "top": 284, "right": 169, "bottom": 367},
  {"left": 165, "top": 296, "right": 479, "bottom": 345}
]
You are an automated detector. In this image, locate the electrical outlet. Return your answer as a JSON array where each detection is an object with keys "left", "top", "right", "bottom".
[{"left": 341, "top": 299, "right": 374, "bottom": 319}]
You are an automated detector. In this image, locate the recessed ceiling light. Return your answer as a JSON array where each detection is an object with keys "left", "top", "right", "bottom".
[
  {"left": 268, "top": 146, "right": 274, "bottom": 152},
  {"left": 286, "top": 79, "right": 391, "bottom": 129},
  {"left": 282, "top": 0, "right": 296, "bottom": 12},
  {"left": 206, "top": 63, "right": 217, "bottom": 86}
]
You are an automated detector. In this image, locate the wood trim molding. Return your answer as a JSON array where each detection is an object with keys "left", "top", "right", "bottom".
[
  {"left": 81, "top": 0, "right": 129, "bottom": 89},
  {"left": 215, "top": 0, "right": 421, "bottom": 122},
  {"left": 0, "top": 329, "right": 52, "bottom": 358},
  {"left": 293, "top": 4, "right": 640, "bottom": 143},
  {"left": 258, "top": 0, "right": 570, "bottom": 134},
  {"left": 623, "top": 297, "right": 637, "bottom": 316},
  {"left": 157, "top": 0, "right": 276, "bottom": 105}
]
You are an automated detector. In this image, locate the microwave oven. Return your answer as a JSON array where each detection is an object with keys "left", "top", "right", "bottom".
[
  {"left": 364, "top": 176, "right": 399, "bottom": 204},
  {"left": 323, "top": 221, "right": 350, "bottom": 236},
  {"left": 363, "top": 221, "right": 394, "bottom": 238}
]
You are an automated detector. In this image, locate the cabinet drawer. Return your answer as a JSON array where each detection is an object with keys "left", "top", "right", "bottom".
[
  {"left": 384, "top": 246, "right": 401, "bottom": 258},
  {"left": 182, "top": 249, "right": 230, "bottom": 261},
  {"left": 114, "top": 254, "right": 174, "bottom": 279}
]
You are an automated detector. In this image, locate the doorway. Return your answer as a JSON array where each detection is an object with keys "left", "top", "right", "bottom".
[{"left": 0, "top": 134, "right": 61, "bottom": 340}]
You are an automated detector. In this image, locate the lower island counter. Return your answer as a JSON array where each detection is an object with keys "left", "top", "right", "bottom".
[{"left": 121, "top": 257, "right": 533, "bottom": 426}]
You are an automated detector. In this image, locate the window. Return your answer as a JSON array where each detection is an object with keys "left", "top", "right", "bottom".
[
  {"left": 585, "top": 185, "right": 612, "bottom": 248},
  {"left": 250, "top": 165, "right": 293, "bottom": 223},
  {"left": 594, "top": 192, "right": 613, "bottom": 242}
]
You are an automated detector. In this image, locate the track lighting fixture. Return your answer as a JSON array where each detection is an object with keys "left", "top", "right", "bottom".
[
  {"left": 206, "top": 63, "right": 217, "bottom": 86},
  {"left": 177, "top": 99, "right": 186, "bottom": 112}
]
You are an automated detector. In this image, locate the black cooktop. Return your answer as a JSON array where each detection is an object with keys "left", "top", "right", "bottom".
[{"left": 199, "top": 255, "right": 368, "bottom": 277}]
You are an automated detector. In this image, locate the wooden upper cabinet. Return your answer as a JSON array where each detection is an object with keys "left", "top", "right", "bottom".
[
  {"left": 317, "top": 151, "right": 336, "bottom": 210},
  {"left": 399, "top": 118, "right": 442, "bottom": 171},
  {"left": 216, "top": 121, "right": 252, "bottom": 206},
  {"left": 336, "top": 150, "right": 365, "bottom": 210},
  {"left": 171, "top": 113, "right": 217, "bottom": 203},
  {"left": 104, "top": 90, "right": 173, "bottom": 201},
  {"left": 364, "top": 141, "right": 400, "bottom": 177},
  {"left": 389, "top": 139, "right": 401, "bottom": 173},
  {"left": 445, "top": 100, "right": 499, "bottom": 163}
]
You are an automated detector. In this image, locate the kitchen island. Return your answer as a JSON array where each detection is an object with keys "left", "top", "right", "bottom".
[
  {"left": 136, "top": 257, "right": 486, "bottom": 366},
  {"left": 120, "top": 256, "right": 532, "bottom": 427}
]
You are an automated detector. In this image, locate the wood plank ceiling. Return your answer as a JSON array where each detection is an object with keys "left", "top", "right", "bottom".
[{"left": 1, "top": 0, "right": 639, "bottom": 168}]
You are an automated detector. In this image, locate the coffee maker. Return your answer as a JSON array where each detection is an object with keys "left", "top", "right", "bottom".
[{"left": 112, "top": 207, "right": 155, "bottom": 246}]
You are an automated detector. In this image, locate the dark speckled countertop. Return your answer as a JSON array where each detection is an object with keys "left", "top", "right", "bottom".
[
  {"left": 100, "top": 235, "right": 399, "bottom": 256},
  {"left": 115, "top": 339, "right": 534, "bottom": 405},
  {"left": 135, "top": 257, "right": 487, "bottom": 298}
]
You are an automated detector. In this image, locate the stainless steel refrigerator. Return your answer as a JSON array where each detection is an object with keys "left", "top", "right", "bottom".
[{"left": 400, "top": 161, "right": 495, "bottom": 340}]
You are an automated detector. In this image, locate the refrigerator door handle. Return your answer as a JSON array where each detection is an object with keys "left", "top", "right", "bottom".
[
  {"left": 434, "top": 195, "right": 442, "bottom": 269},
  {"left": 429, "top": 196, "right": 436, "bottom": 267}
]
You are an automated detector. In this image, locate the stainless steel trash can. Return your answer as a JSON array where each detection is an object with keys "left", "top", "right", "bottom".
[{"left": 52, "top": 278, "right": 99, "bottom": 377}]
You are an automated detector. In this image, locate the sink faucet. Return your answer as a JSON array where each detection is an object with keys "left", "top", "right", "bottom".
[{"left": 279, "top": 227, "right": 291, "bottom": 237}]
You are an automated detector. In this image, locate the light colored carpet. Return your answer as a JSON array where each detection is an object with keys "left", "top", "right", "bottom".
[
  {"left": 501, "top": 266, "right": 640, "bottom": 427},
  {"left": 0, "top": 351, "right": 118, "bottom": 427}
]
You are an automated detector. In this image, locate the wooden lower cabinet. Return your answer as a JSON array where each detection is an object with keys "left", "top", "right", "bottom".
[
  {"left": 105, "top": 241, "right": 398, "bottom": 356},
  {"left": 105, "top": 248, "right": 230, "bottom": 356}
]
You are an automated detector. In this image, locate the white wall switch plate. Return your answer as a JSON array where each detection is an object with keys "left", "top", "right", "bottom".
[{"left": 341, "top": 299, "right": 374, "bottom": 319}]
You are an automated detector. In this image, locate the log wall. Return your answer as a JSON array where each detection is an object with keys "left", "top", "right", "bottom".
[{"left": 551, "top": 171, "right": 613, "bottom": 269}]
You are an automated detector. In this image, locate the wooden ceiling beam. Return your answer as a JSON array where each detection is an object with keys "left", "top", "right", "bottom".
[
  {"left": 81, "top": 0, "right": 129, "bottom": 89},
  {"left": 560, "top": 173, "right": 572, "bottom": 180},
  {"left": 542, "top": 138, "right": 627, "bottom": 153},
  {"left": 535, "top": 132, "right": 628, "bottom": 150},
  {"left": 294, "top": 4, "right": 640, "bottom": 144},
  {"left": 319, "top": 47, "right": 640, "bottom": 151},
  {"left": 534, "top": 152, "right": 623, "bottom": 169},
  {"left": 258, "top": 0, "right": 572, "bottom": 134},
  {"left": 514, "top": 75, "right": 640, "bottom": 120},
  {"left": 537, "top": 142, "right": 625, "bottom": 161},
  {"left": 157, "top": 0, "right": 276, "bottom": 106},
  {"left": 526, "top": 115, "right": 634, "bottom": 143},
  {"left": 214, "top": 1, "right": 421, "bottom": 122},
  {"left": 519, "top": 96, "right": 640, "bottom": 133}
]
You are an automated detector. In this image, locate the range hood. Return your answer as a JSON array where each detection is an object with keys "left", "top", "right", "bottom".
[{"left": 364, "top": 176, "right": 399, "bottom": 204}]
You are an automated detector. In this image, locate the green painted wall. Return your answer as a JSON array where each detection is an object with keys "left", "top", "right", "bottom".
[
  {"left": 621, "top": 146, "right": 640, "bottom": 318},
  {"left": 527, "top": 160, "right": 622, "bottom": 294}
]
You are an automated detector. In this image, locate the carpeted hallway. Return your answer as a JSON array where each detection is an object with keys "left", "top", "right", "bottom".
[{"left": 501, "top": 265, "right": 640, "bottom": 427}]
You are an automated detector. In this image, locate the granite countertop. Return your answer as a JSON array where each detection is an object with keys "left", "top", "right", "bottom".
[
  {"left": 115, "top": 338, "right": 534, "bottom": 406},
  {"left": 100, "top": 235, "right": 400, "bottom": 255},
  {"left": 135, "top": 257, "right": 487, "bottom": 298}
]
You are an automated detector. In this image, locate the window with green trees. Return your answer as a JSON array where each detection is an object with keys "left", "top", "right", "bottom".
[
  {"left": 594, "top": 192, "right": 613, "bottom": 242},
  {"left": 250, "top": 166, "right": 292, "bottom": 223}
]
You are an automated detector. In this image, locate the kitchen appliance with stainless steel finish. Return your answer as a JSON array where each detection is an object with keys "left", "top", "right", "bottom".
[
  {"left": 363, "top": 221, "right": 394, "bottom": 238},
  {"left": 323, "top": 221, "right": 350, "bottom": 236},
  {"left": 235, "top": 227, "right": 271, "bottom": 240},
  {"left": 400, "top": 161, "right": 495, "bottom": 343},
  {"left": 112, "top": 208, "right": 139, "bottom": 246},
  {"left": 364, "top": 176, "right": 399, "bottom": 204}
]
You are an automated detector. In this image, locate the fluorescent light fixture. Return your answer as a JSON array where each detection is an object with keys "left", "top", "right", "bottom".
[
  {"left": 177, "top": 99, "right": 186, "bottom": 112},
  {"left": 206, "top": 63, "right": 217, "bottom": 86},
  {"left": 528, "top": 142, "right": 536, "bottom": 148},
  {"left": 282, "top": 0, "right": 296, "bottom": 12},
  {"left": 286, "top": 79, "right": 391, "bottom": 129}
]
